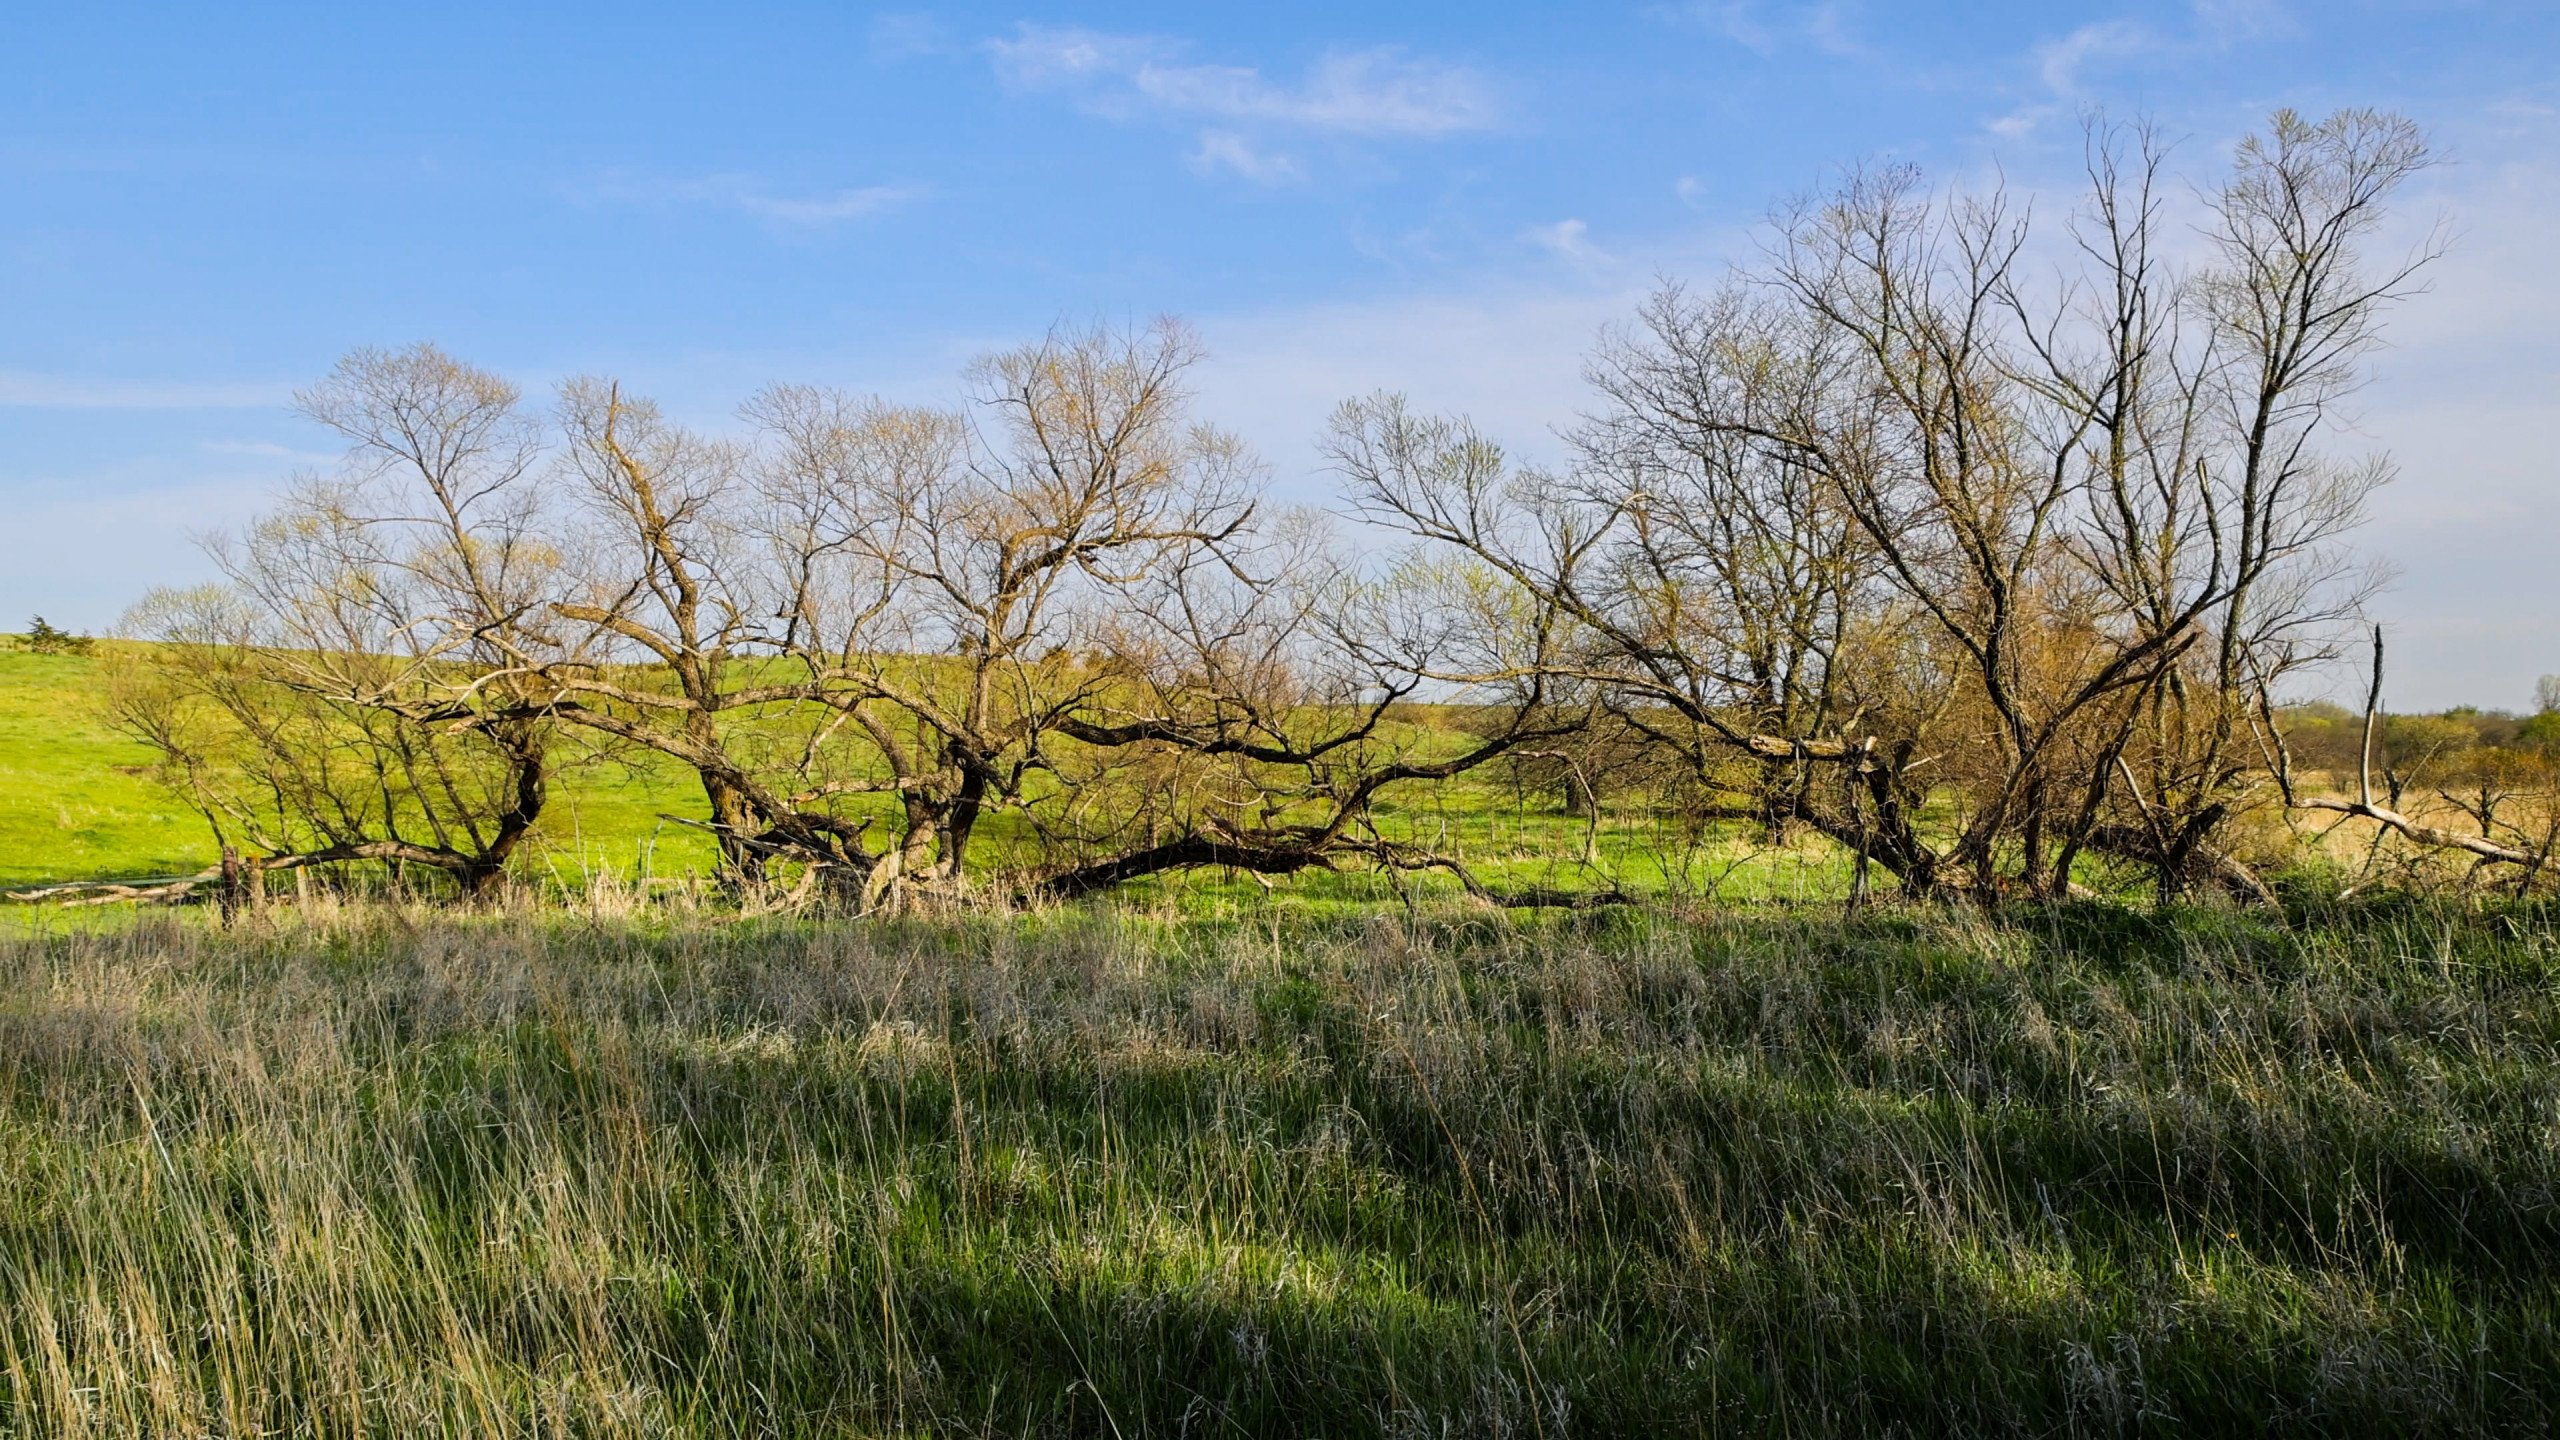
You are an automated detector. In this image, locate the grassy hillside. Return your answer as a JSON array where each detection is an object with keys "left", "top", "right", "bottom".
[
  {"left": 0, "top": 644, "right": 1872, "bottom": 905},
  {"left": 26, "top": 640, "right": 2505, "bottom": 908},
  {"left": 1, "top": 903, "right": 2552, "bottom": 1434},
  {"left": 0, "top": 648, "right": 209, "bottom": 886},
  {"left": 0, "top": 645, "right": 737, "bottom": 889}
]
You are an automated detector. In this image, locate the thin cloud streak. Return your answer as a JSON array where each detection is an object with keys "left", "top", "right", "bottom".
[
  {"left": 1522, "top": 218, "right": 1607, "bottom": 264},
  {"left": 986, "top": 24, "right": 1501, "bottom": 138},
  {"left": 0, "top": 373, "right": 291, "bottom": 410},
  {"left": 1650, "top": 2, "right": 1866, "bottom": 61},
  {"left": 572, "top": 171, "right": 923, "bottom": 227},
  {"left": 1989, "top": 1, "right": 2289, "bottom": 138},
  {"left": 1190, "top": 131, "right": 1304, "bottom": 185},
  {"left": 865, "top": 11, "right": 950, "bottom": 62}
]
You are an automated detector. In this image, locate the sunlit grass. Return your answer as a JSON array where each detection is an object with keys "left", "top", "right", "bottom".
[
  {"left": 0, "top": 645, "right": 1889, "bottom": 903},
  {"left": 1, "top": 900, "right": 2552, "bottom": 1434},
  {"left": 0, "top": 648, "right": 207, "bottom": 886}
]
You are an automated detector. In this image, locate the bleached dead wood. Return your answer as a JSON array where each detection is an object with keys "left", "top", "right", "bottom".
[{"left": 1, "top": 871, "right": 221, "bottom": 906}]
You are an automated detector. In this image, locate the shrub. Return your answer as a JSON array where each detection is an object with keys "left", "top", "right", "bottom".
[{"left": 18, "top": 615, "right": 93, "bottom": 656}]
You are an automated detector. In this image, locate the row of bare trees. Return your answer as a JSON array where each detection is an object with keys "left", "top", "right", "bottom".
[
  {"left": 114, "top": 323, "right": 1576, "bottom": 908},
  {"left": 1338, "top": 107, "right": 2444, "bottom": 902},
  {"left": 114, "top": 107, "right": 2533, "bottom": 908}
]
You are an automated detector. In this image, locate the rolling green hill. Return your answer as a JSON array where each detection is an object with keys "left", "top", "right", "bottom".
[
  {"left": 0, "top": 645, "right": 729, "bottom": 888},
  {"left": 0, "top": 647, "right": 209, "bottom": 886},
  {"left": 0, "top": 642, "right": 1865, "bottom": 905}
]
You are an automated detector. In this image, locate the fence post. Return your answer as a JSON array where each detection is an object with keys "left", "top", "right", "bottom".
[{"left": 219, "top": 845, "right": 242, "bottom": 927}]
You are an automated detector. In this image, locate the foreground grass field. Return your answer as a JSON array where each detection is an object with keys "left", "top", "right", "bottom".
[{"left": 2, "top": 901, "right": 2554, "bottom": 1435}]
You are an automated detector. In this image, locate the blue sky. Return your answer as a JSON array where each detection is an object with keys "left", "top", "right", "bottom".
[{"left": 4, "top": 1, "right": 2555, "bottom": 706}]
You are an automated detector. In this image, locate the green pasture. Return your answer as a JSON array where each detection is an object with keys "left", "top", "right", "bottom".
[
  {"left": 0, "top": 647, "right": 207, "bottom": 885},
  {"left": 1, "top": 644, "right": 1878, "bottom": 906}
]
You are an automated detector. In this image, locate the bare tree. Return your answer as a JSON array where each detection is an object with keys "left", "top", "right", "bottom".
[
  {"left": 1026, "top": 504, "right": 1593, "bottom": 904},
  {"left": 537, "top": 377, "right": 829, "bottom": 880},
  {"left": 114, "top": 345, "right": 566, "bottom": 895},
  {"left": 1349, "top": 109, "right": 2434, "bottom": 904},
  {"left": 491, "top": 321, "right": 1570, "bottom": 909},
  {"left": 2112, "top": 109, "right": 2433, "bottom": 895},
  {"left": 2262, "top": 628, "right": 2557, "bottom": 894},
  {"left": 752, "top": 320, "right": 1262, "bottom": 903}
]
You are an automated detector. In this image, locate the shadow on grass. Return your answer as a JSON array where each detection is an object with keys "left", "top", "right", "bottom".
[{"left": 0, "top": 902, "right": 2554, "bottom": 1435}]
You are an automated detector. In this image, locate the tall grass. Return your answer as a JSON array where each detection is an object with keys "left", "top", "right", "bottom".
[{"left": 0, "top": 901, "right": 2553, "bottom": 1435}]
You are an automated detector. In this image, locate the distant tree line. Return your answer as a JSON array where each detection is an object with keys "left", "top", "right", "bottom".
[{"left": 107, "top": 107, "right": 2558, "bottom": 907}]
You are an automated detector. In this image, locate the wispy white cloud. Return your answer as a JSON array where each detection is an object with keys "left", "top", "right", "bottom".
[
  {"left": 984, "top": 25, "right": 1163, "bottom": 90},
  {"left": 986, "top": 24, "right": 1501, "bottom": 139},
  {"left": 1651, "top": 2, "right": 1865, "bottom": 60},
  {"left": 1522, "top": 218, "right": 1607, "bottom": 265},
  {"left": 197, "top": 438, "right": 339, "bottom": 465},
  {"left": 1801, "top": 2, "right": 1865, "bottom": 59},
  {"left": 1145, "top": 50, "right": 1499, "bottom": 136},
  {"left": 2190, "top": 0, "right": 2292, "bottom": 45},
  {"left": 2035, "top": 19, "right": 2155, "bottom": 95},
  {"left": 865, "top": 11, "right": 950, "bottom": 62},
  {"left": 1990, "top": 2, "right": 2291, "bottom": 139},
  {"left": 1978, "top": 17, "right": 2160, "bottom": 136},
  {"left": 0, "top": 373, "right": 289, "bottom": 409},
  {"left": 574, "top": 171, "right": 922, "bottom": 227},
  {"left": 1190, "top": 131, "right": 1304, "bottom": 185},
  {"left": 734, "top": 186, "right": 918, "bottom": 226},
  {"left": 1984, "top": 107, "right": 2053, "bottom": 141},
  {"left": 1683, "top": 2, "right": 1778, "bottom": 54}
]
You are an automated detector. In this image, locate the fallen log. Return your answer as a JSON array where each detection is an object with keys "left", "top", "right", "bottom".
[{"left": 1, "top": 871, "right": 222, "bottom": 907}]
